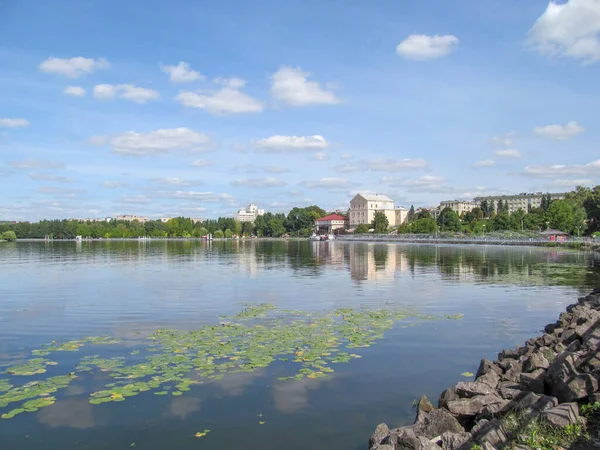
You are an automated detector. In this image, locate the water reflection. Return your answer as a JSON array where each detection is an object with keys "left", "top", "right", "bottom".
[
  {"left": 168, "top": 396, "right": 202, "bottom": 419},
  {"left": 37, "top": 398, "right": 95, "bottom": 429}
]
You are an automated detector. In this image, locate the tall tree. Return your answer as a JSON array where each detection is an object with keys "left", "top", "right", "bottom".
[
  {"left": 437, "top": 207, "right": 461, "bottom": 232},
  {"left": 372, "top": 212, "right": 389, "bottom": 234},
  {"left": 407, "top": 205, "right": 416, "bottom": 223}
]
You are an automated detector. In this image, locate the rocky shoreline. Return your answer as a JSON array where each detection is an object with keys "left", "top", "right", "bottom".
[{"left": 369, "top": 288, "right": 600, "bottom": 450}]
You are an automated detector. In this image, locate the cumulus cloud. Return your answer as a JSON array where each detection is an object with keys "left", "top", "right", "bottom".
[
  {"left": 491, "top": 132, "right": 516, "bottom": 147},
  {"left": 28, "top": 172, "right": 75, "bottom": 183},
  {"left": 153, "top": 177, "right": 201, "bottom": 187},
  {"left": 39, "top": 56, "right": 110, "bottom": 78},
  {"left": 339, "top": 153, "right": 353, "bottom": 160},
  {"left": 396, "top": 34, "right": 460, "bottom": 60},
  {"left": 232, "top": 177, "right": 287, "bottom": 188},
  {"left": 191, "top": 159, "right": 213, "bottom": 167},
  {"left": 0, "top": 118, "right": 30, "bottom": 128},
  {"left": 331, "top": 163, "right": 359, "bottom": 173},
  {"left": 473, "top": 159, "right": 496, "bottom": 167},
  {"left": 549, "top": 178, "right": 594, "bottom": 187},
  {"left": 523, "top": 159, "right": 600, "bottom": 177},
  {"left": 254, "top": 135, "right": 329, "bottom": 152},
  {"left": 176, "top": 79, "right": 264, "bottom": 115},
  {"left": 102, "top": 181, "right": 128, "bottom": 188},
  {"left": 361, "top": 158, "right": 428, "bottom": 171},
  {"left": 110, "top": 128, "right": 210, "bottom": 156},
  {"left": 298, "top": 178, "right": 361, "bottom": 190},
  {"left": 403, "top": 175, "right": 447, "bottom": 187},
  {"left": 93, "top": 84, "right": 159, "bottom": 103},
  {"left": 118, "top": 195, "right": 150, "bottom": 204},
  {"left": 161, "top": 62, "right": 203, "bottom": 83},
  {"left": 152, "top": 190, "right": 235, "bottom": 203},
  {"left": 533, "top": 121, "right": 585, "bottom": 140},
  {"left": 494, "top": 149, "right": 522, "bottom": 158},
  {"left": 527, "top": 0, "right": 600, "bottom": 64},
  {"left": 264, "top": 165, "right": 289, "bottom": 174},
  {"left": 88, "top": 135, "right": 108, "bottom": 146},
  {"left": 9, "top": 158, "right": 64, "bottom": 170},
  {"left": 64, "top": 86, "right": 85, "bottom": 96},
  {"left": 270, "top": 66, "right": 339, "bottom": 106},
  {"left": 310, "top": 151, "right": 328, "bottom": 161}
]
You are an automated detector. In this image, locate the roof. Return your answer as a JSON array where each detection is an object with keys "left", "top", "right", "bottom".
[
  {"left": 352, "top": 193, "right": 394, "bottom": 202},
  {"left": 315, "top": 214, "right": 346, "bottom": 222}
]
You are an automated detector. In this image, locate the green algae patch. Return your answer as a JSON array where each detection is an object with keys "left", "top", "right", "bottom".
[{"left": 0, "top": 304, "right": 461, "bottom": 420}]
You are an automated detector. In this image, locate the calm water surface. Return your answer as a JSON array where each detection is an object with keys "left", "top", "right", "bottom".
[{"left": 0, "top": 240, "right": 599, "bottom": 450}]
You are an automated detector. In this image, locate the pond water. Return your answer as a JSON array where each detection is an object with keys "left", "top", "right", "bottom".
[{"left": 0, "top": 240, "right": 599, "bottom": 450}]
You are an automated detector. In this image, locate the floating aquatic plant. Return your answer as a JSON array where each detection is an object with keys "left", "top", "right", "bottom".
[{"left": 0, "top": 304, "right": 460, "bottom": 420}]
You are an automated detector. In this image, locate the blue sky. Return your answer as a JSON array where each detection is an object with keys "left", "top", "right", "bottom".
[{"left": 1, "top": 0, "right": 599, "bottom": 221}]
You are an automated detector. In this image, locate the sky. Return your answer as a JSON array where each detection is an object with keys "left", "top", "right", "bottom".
[{"left": 1, "top": 0, "right": 599, "bottom": 221}]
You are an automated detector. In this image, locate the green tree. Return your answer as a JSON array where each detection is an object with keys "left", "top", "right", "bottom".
[
  {"left": 480, "top": 199, "right": 489, "bottom": 218},
  {"left": 583, "top": 186, "right": 600, "bottom": 232},
  {"left": 224, "top": 229, "right": 233, "bottom": 238},
  {"left": 416, "top": 209, "right": 431, "bottom": 220},
  {"left": 545, "top": 200, "right": 573, "bottom": 232},
  {"left": 372, "top": 211, "right": 389, "bottom": 233},
  {"left": 407, "top": 205, "right": 416, "bottom": 223},
  {"left": 355, "top": 224, "right": 370, "bottom": 234},
  {"left": 491, "top": 212, "right": 511, "bottom": 231},
  {"left": 411, "top": 218, "right": 437, "bottom": 234},
  {"left": 214, "top": 230, "right": 224, "bottom": 239},
  {"left": 241, "top": 221, "right": 254, "bottom": 236},
  {"left": 437, "top": 207, "right": 461, "bottom": 232},
  {"left": 1, "top": 230, "right": 17, "bottom": 241},
  {"left": 267, "top": 219, "right": 286, "bottom": 237}
]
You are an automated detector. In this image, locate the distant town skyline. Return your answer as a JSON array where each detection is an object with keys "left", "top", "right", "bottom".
[{"left": 1, "top": 0, "right": 599, "bottom": 221}]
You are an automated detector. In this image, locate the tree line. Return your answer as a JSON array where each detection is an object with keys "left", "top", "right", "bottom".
[{"left": 0, "top": 205, "right": 331, "bottom": 240}]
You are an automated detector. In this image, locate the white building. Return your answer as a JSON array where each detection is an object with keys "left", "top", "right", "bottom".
[
  {"left": 395, "top": 207, "right": 408, "bottom": 226},
  {"left": 314, "top": 214, "right": 346, "bottom": 234},
  {"left": 473, "top": 192, "right": 567, "bottom": 214},
  {"left": 349, "top": 193, "right": 398, "bottom": 227},
  {"left": 439, "top": 200, "right": 479, "bottom": 216},
  {"left": 235, "top": 204, "right": 265, "bottom": 223}
]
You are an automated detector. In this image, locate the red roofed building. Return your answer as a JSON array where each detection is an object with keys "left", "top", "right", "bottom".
[{"left": 314, "top": 214, "right": 346, "bottom": 235}]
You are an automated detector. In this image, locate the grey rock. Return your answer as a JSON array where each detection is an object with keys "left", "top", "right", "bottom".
[
  {"left": 581, "top": 349, "right": 600, "bottom": 371},
  {"left": 370, "top": 423, "right": 390, "bottom": 448},
  {"left": 519, "top": 368, "right": 547, "bottom": 394},
  {"left": 498, "top": 348, "right": 521, "bottom": 361},
  {"left": 588, "top": 392, "right": 600, "bottom": 404},
  {"left": 545, "top": 322, "right": 560, "bottom": 334},
  {"left": 547, "top": 351, "right": 598, "bottom": 402},
  {"left": 413, "top": 409, "right": 464, "bottom": 439},
  {"left": 553, "top": 327, "right": 564, "bottom": 338},
  {"left": 584, "top": 328, "right": 600, "bottom": 349},
  {"left": 475, "top": 358, "right": 502, "bottom": 379},
  {"left": 478, "top": 398, "right": 511, "bottom": 419},
  {"left": 417, "top": 436, "right": 442, "bottom": 450},
  {"left": 416, "top": 395, "right": 436, "bottom": 423},
  {"left": 438, "top": 388, "right": 459, "bottom": 409},
  {"left": 470, "top": 419, "right": 489, "bottom": 436},
  {"left": 561, "top": 329, "right": 579, "bottom": 346},
  {"left": 455, "top": 381, "right": 496, "bottom": 398},
  {"left": 374, "top": 446, "right": 395, "bottom": 450},
  {"left": 395, "top": 428, "right": 421, "bottom": 450},
  {"left": 522, "top": 353, "right": 550, "bottom": 372},
  {"left": 440, "top": 431, "right": 471, "bottom": 450},
  {"left": 473, "top": 418, "right": 508, "bottom": 447},
  {"left": 502, "top": 360, "right": 524, "bottom": 382},
  {"left": 480, "top": 443, "right": 499, "bottom": 450},
  {"left": 540, "top": 403, "right": 581, "bottom": 428},
  {"left": 541, "top": 334, "right": 557, "bottom": 347},
  {"left": 498, "top": 387, "right": 526, "bottom": 400},
  {"left": 511, "top": 392, "right": 558, "bottom": 414},
  {"left": 447, "top": 395, "right": 504, "bottom": 418}
]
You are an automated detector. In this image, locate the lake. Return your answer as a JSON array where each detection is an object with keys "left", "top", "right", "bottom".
[{"left": 0, "top": 240, "right": 599, "bottom": 450}]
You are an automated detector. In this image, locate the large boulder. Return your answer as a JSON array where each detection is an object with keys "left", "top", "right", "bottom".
[
  {"left": 475, "top": 358, "right": 502, "bottom": 379},
  {"left": 540, "top": 403, "right": 582, "bottom": 428},
  {"left": 546, "top": 351, "right": 598, "bottom": 402},
  {"left": 438, "top": 388, "right": 459, "bottom": 409},
  {"left": 511, "top": 392, "right": 558, "bottom": 415},
  {"left": 415, "top": 395, "right": 436, "bottom": 423},
  {"left": 370, "top": 423, "right": 390, "bottom": 449},
  {"left": 413, "top": 409, "right": 464, "bottom": 439},
  {"left": 522, "top": 353, "right": 549, "bottom": 373},
  {"left": 519, "top": 369, "right": 547, "bottom": 394},
  {"left": 472, "top": 418, "right": 509, "bottom": 447},
  {"left": 440, "top": 431, "right": 472, "bottom": 450},
  {"left": 446, "top": 395, "right": 504, "bottom": 419},
  {"left": 394, "top": 428, "right": 421, "bottom": 450}
]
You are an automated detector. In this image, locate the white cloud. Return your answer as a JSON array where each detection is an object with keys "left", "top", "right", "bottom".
[
  {"left": 332, "top": 163, "right": 359, "bottom": 173},
  {"left": 299, "top": 178, "right": 361, "bottom": 190},
  {"left": 153, "top": 177, "right": 202, "bottom": 187},
  {"left": 310, "top": 151, "right": 328, "bottom": 161},
  {"left": 264, "top": 165, "right": 289, "bottom": 174},
  {"left": 9, "top": 158, "right": 64, "bottom": 170},
  {"left": 339, "top": 153, "right": 353, "bottom": 160},
  {"left": 64, "top": 86, "right": 85, "bottom": 97},
  {"left": 39, "top": 56, "right": 110, "bottom": 78},
  {"left": 254, "top": 135, "right": 329, "bottom": 152},
  {"left": 491, "top": 132, "right": 516, "bottom": 147},
  {"left": 102, "top": 181, "right": 128, "bottom": 188},
  {"left": 270, "top": 66, "right": 339, "bottom": 106},
  {"left": 549, "top": 178, "right": 594, "bottom": 187},
  {"left": 494, "top": 149, "right": 522, "bottom": 158},
  {"left": 232, "top": 177, "right": 287, "bottom": 188},
  {"left": 403, "top": 175, "right": 447, "bottom": 187},
  {"left": 0, "top": 118, "right": 30, "bottom": 128},
  {"left": 88, "top": 135, "right": 108, "bottom": 146},
  {"left": 153, "top": 190, "right": 235, "bottom": 203},
  {"left": 110, "top": 128, "right": 210, "bottom": 156},
  {"left": 381, "top": 176, "right": 403, "bottom": 184},
  {"left": 362, "top": 158, "right": 428, "bottom": 171},
  {"left": 118, "top": 195, "right": 150, "bottom": 204},
  {"left": 176, "top": 80, "right": 264, "bottom": 115},
  {"left": 473, "top": 159, "right": 496, "bottom": 167},
  {"left": 29, "top": 172, "right": 75, "bottom": 183},
  {"left": 191, "top": 159, "right": 213, "bottom": 167},
  {"left": 161, "top": 62, "right": 203, "bottom": 83},
  {"left": 396, "top": 34, "right": 460, "bottom": 60},
  {"left": 533, "top": 121, "right": 585, "bottom": 140},
  {"left": 523, "top": 159, "right": 600, "bottom": 177},
  {"left": 93, "top": 84, "right": 159, "bottom": 103},
  {"left": 527, "top": 0, "right": 600, "bottom": 64}
]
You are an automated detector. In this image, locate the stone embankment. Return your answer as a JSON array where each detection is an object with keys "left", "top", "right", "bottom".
[{"left": 369, "top": 288, "right": 600, "bottom": 450}]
